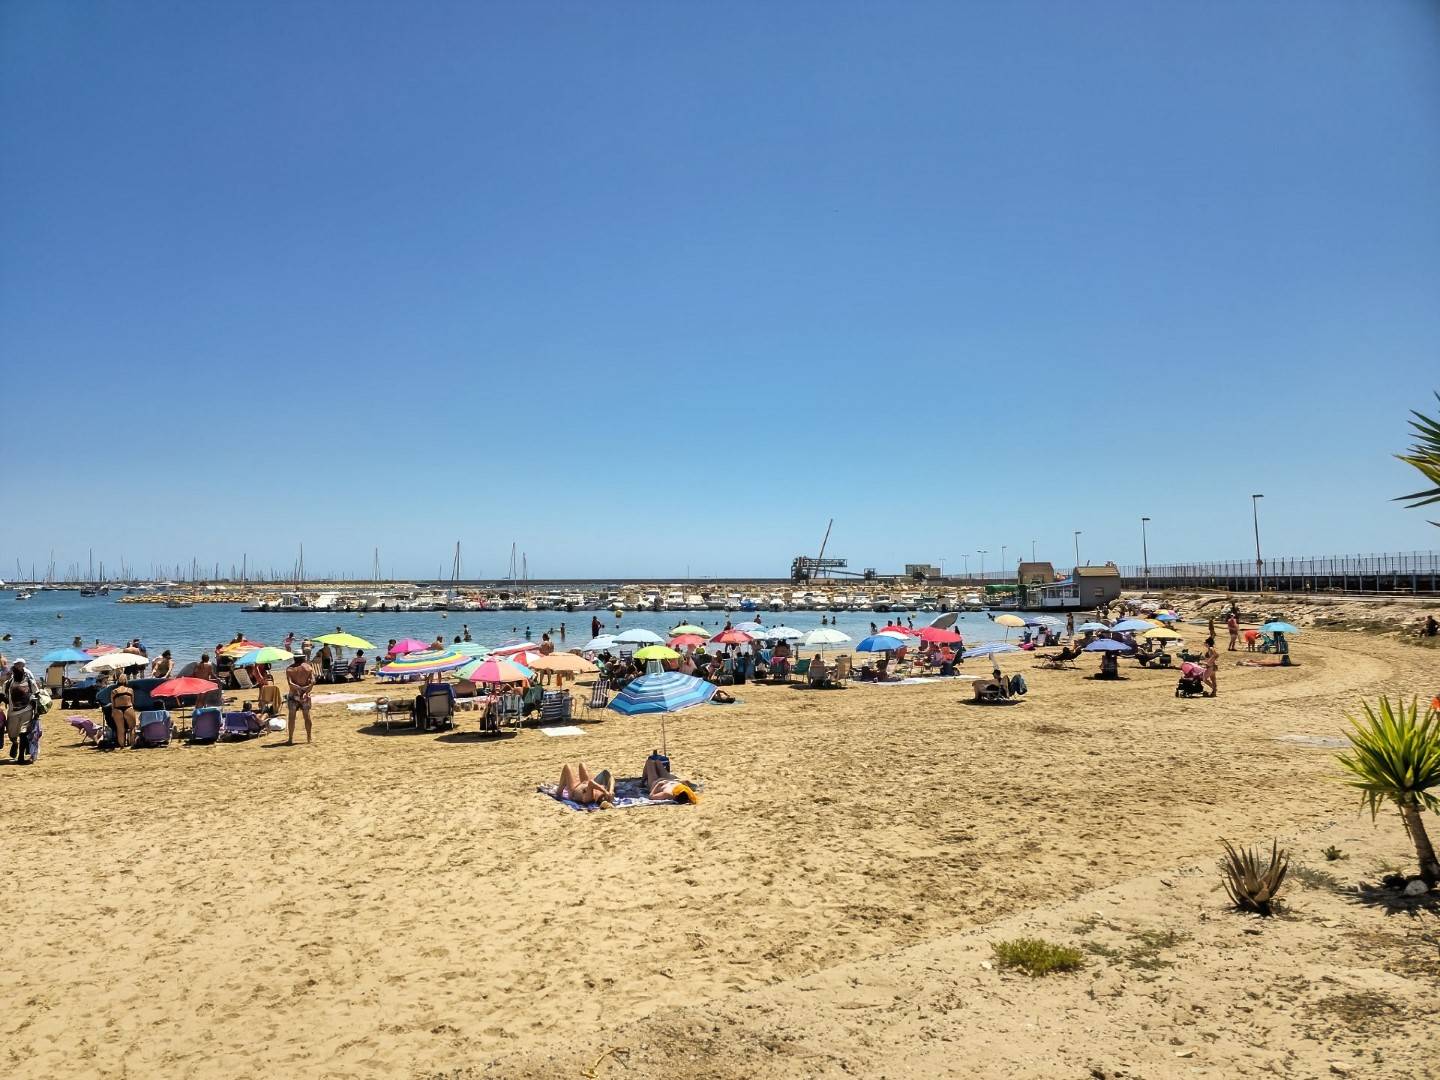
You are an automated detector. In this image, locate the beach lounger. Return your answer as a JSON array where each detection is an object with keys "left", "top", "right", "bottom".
[
  {"left": 498, "top": 693, "right": 523, "bottom": 728},
  {"left": 221, "top": 711, "right": 262, "bottom": 739},
  {"left": 1038, "top": 649, "right": 1079, "bottom": 669},
  {"left": 190, "top": 707, "right": 222, "bottom": 744},
  {"left": 540, "top": 691, "right": 571, "bottom": 724},
  {"left": 134, "top": 710, "right": 172, "bottom": 748},
  {"left": 583, "top": 679, "right": 610, "bottom": 718},
  {"left": 231, "top": 666, "right": 254, "bottom": 690},
  {"left": 67, "top": 715, "right": 101, "bottom": 745}
]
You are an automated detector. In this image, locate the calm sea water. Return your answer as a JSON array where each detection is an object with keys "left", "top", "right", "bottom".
[{"left": 1, "top": 590, "right": 1015, "bottom": 662}]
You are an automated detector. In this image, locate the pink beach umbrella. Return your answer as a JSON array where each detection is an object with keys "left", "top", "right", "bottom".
[{"left": 389, "top": 638, "right": 431, "bottom": 656}]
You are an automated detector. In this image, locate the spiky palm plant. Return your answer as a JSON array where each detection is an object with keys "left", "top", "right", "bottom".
[
  {"left": 1337, "top": 697, "right": 1440, "bottom": 885},
  {"left": 1220, "top": 839, "right": 1290, "bottom": 915},
  {"left": 1395, "top": 392, "right": 1440, "bottom": 525}
]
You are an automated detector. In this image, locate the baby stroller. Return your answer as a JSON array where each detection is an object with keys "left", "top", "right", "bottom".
[{"left": 1175, "top": 662, "right": 1205, "bottom": 698}]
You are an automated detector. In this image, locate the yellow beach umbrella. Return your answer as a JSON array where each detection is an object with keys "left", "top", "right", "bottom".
[
  {"left": 315, "top": 632, "right": 376, "bottom": 650},
  {"left": 633, "top": 645, "right": 680, "bottom": 661},
  {"left": 993, "top": 613, "right": 1026, "bottom": 628},
  {"left": 1141, "top": 627, "right": 1183, "bottom": 640}
]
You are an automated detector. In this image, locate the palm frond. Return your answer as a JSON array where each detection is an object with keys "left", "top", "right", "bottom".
[
  {"left": 1395, "top": 392, "right": 1440, "bottom": 513},
  {"left": 1336, "top": 697, "right": 1440, "bottom": 817}
]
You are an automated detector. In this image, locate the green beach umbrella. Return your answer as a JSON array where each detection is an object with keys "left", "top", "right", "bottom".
[{"left": 669, "top": 624, "right": 708, "bottom": 637}]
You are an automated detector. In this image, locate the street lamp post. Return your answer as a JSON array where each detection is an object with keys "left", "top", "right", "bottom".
[
  {"left": 1251, "top": 494, "right": 1264, "bottom": 592},
  {"left": 1073, "top": 531, "right": 1082, "bottom": 567},
  {"left": 961, "top": 553, "right": 970, "bottom": 580},
  {"left": 1141, "top": 517, "right": 1151, "bottom": 593},
  {"left": 1001, "top": 545, "right": 1007, "bottom": 581},
  {"left": 1031, "top": 539, "right": 1037, "bottom": 561},
  {"left": 978, "top": 549, "right": 987, "bottom": 581}
]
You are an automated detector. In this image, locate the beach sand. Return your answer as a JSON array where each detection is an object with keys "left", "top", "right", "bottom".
[{"left": 3, "top": 625, "right": 1436, "bottom": 1078}]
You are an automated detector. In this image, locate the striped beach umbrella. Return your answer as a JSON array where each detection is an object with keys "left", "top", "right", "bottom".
[
  {"left": 451, "top": 641, "right": 491, "bottom": 657},
  {"left": 377, "top": 648, "right": 472, "bottom": 677},
  {"left": 608, "top": 672, "right": 717, "bottom": 716},
  {"left": 456, "top": 657, "right": 532, "bottom": 683},
  {"left": 236, "top": 646, "right": 296, "bottom": 666}
]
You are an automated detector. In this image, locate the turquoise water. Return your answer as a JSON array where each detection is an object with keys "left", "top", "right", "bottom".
[{"left": 1, "top": 590, "right": 1013, "bottom": 662}]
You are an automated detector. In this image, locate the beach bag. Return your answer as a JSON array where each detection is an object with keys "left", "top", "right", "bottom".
[{"left": 35, "top": 687, "right": 52, "bottom": 716}]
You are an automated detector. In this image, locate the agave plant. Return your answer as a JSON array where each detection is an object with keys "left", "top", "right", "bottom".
[
  {"left": 1395, "top": 391, "right": 1440, "bottom": 525},
  {"left": 1336, "top": 696, "right": 1440, "bottom": 885},
  {"left": 1220, "top": 839, "right": 1290, "bottom": 915}
]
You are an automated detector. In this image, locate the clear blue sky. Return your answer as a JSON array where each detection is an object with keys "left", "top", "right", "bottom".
[{"left": 3, "top": 1, "right": 1438, "bottom": 580}]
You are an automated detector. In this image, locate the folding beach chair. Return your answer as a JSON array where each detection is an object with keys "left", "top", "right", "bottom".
[
  {"left": 67, "top": 716, "right": 102, "bottom": 746},
  {"left": 583, "top": 679, "right": 610, "bottom": 718},
  {"left": 231, "top": 666, "right": 254, "bottom": 690},
  {"left": 421, "top": 687, "right": 456, "bottom": 731},
  {"left": 788, "top": 658, "right": 810, "bottom": 684},
  {"left": 830, "top": 655, "right": 852, "bottom": 686},
  {"left": 221, "top": 711, "right": 262, "bottom": 739},
  {"left": 539, "top": 691, "right": 572, "bottom": 724},
  {"left": 134, "top": 710, "right": 172, "bottom": 748},
  {"left": 190, "top": 707, "right": 222, "bottom": 744}
]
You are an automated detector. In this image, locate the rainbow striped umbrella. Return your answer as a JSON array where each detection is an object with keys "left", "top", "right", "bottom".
[
  {"left": 456, "top": 657, "right": 533, "bottom": 684},
  {"left": 377, "top": 648, "right": 472, "bottom": 677},
  {"left": 236, "top": 646, "right": 296, "bottom": 666}
]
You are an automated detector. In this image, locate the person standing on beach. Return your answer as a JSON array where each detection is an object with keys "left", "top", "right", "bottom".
[
  {"left": 591, "top": 616, "right": 602, "bottom": 639},
  {"left": 3, "top": 659, "right": 40, "bottom": 761},
  {"left": 1226, "top": 612, "right": 1239, "bottom": 651},
  {"left": 283, "top": 632, "right": 295, "bottom": 653},
  {"left": 1066, "top": 613, "right": 1075, "bottom": 640},
  {"left": 1202, "top": 637, "right": 1219, "bottom": 697},
  {"left": 285, "top": 654, "right": 316, "bottom": 744}
]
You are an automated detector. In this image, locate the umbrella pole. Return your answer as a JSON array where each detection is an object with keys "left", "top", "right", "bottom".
[{"left": 660, "top": 712, "right": 667, "bottom": 758}]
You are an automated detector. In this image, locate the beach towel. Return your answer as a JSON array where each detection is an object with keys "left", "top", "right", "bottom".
[
  {"left": 538, "top": 725, "right": 585, "bottom": 737},
  {"left": 312, "top": 692, "right": 367, "bottom": 704},
  {"left": 537, "top": 776, "right": 702, "bottom": 812}
]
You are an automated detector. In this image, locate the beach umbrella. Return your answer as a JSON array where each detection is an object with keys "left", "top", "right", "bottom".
[
  {"left": 800, "top": 628, "right": 851, "bottom": 648},
  {"left": 733, "top": 621, "right": 765, "bottom": 633},
  {"left": 962, "top": 642, "right": 1020, "bottom": 659},
  {"left": 710, "top": 629, "right": 753, "bottom": 645},
  {"left": 1140, "top": 627, "right": 1183, "bottom": 641},
  {"left": 527, "top": 653, "right": 597, "bottom": 675},
  {"left": 491, "top": 641, "right": 539, "bottom": 656},
  {"left": 917, "top": 627, "right": 963, "bottom": 644},
  {"left": 236, "top": 646, "right": 296, "bottom": 666},
  {"left": 993, "top": 614, "right": 1026, "bottom": 628},
  {"left": 451, "top": 641, "right": 491, "bottom": 657},
  {"left": 1076, "top": 621, "right": 1110, "bottom": 632},
  {"left": 377, "top": 648, "right": 472, "bottom": 677},
  {"left": 1084, "top": 639, "right": 1132, "bottom": 652},
  {"left": 84, "top": 643, "right": 119, "bottom": 656},
  {"left": 608, "top": 671, "right": 717, "bottom": 716},
  {"left": 456, "top": 657, "right": 532, "bottom": 683},
  {"left": 150, "top": 676, "right": 219, "bottom": 698},
  {"left": 669, "top": 624, "right": 708, "bottom": 637},
  {"left": 634, "top": 645, "right": 681, "bottom": 661},
  {"left": 880, "top": 624, "right": 918, "bottom": 636},
  {"left": 219, "top": 640, "right": 264, "bottom": 656},
  {"left": 1110, "top": 619, "right": 1154, "bottom": 633},
  {"left": 314, "top": 632, "right": 376, "bottom": 650},
  {"left": 1024, "top": 615, "right": 1064, "bottom": 629},
  {"left": 42, "top": 647, "right": 92, "bottom": 664},
  {"left": 390, "top": 638, "right": 431, "bottom": 655},
  {"left": 1152, "top": 612, "right": 1180, "bottom": 623},
  {"left": 582, "top": 635, "right": 619, "bottom": 652},
  {"left": 757, "top": 625, "right": 804, "bottom": 641},
  {"left": 856, "top": 635, "right": 904, "bottom": 652},
  {"left": 928, "top": 612, "right": 959, "bottom": 630},
  {"left": 614, "top": 628, "right": 665, "bottom": 645},
  {"left": 668, "top": 634, "right": 707, "bottom": 648},
  {"left": 1260, "top": 621, "right": 1299, "bottom": 634},
  {"left": 85, "top": 652, "right": 150, "bottom": 673}
]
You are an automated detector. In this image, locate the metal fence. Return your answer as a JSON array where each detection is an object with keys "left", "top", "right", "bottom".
[{"left": 1114, "top": 550, "right": 1440, "bottom": 595}]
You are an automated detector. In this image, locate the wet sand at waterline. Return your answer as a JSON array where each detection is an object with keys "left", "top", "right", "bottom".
[{"left": 4, "top": 630, "right": 1436, "bottom": 1078}]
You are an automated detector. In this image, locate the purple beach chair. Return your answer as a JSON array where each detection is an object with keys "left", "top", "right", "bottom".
[
  {"left": 221, "top": 711, "right": 262, "bottom": 739},
  {"left": 68, "top": 716, "right": 102, "bottom": 746},
  {"left": 134, "top": 710, "right": 172, "bottom": 748},
  {"left": 190, "top": 707, "right": 222, "bottom": 744}
]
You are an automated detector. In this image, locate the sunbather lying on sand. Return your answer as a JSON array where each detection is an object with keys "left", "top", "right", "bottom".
[
  {"left": 643, "top": 754, "right": 700, "bottom": 803},
  {"left": 558, "top": 763, "right": 614, "bottom": 808}
]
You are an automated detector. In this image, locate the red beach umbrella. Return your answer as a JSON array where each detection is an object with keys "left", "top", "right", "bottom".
[
  {"left": 880, "top": 624, "right": 918, "bottom": 636},
  {"left": 150, "top": 677, "right": 219, "bottom": 698},
  {"left": 918, "top": 627, "right": 963, "bottom": 644},
  {"left": 710, "top": 629, "right": 754, "bottom": 645},
  {"left": 668, "top": 634, "right": 706, "bottom": 648},
  {"left": 85, "top": 643, "right": 119, "bottom": 656}
]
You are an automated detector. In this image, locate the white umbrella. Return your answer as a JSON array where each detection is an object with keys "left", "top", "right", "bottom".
[
  {"left": 614, "top": 628, "right": 664, "bottom": 645},
  {"left": 582, "top": 635, "right": 618, "bottom": 652},
  {"left": 85, "top": 651, "right": 150, "bottom": 673},
  {"left": 800, "top": 628, "right": 851, "bottom": 648},
  {"left": 754, "top": 625, "right": 803, "bottom": 640}
]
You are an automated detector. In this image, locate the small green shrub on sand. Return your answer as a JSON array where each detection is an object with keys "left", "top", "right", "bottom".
[{"left": 992, "top": 938, "right": 1084, "bottom": 976}]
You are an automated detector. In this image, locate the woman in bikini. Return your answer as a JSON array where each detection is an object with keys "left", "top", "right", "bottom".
[
  {"left": 110, "top": 673, "right": 138, "bottom": 748},
  {"left": 1202, "top": 637, "right": 1219, "bottom": 697},
  {"left": 558, "top": 762, "right": 614, "bottom": 807},
  {"left": 642, "top": 755, "right": 699, "bottom": 803}
]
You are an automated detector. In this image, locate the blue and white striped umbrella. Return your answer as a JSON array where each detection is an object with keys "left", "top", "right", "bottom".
[
  {"left": 608, "top": 672, "right": 717, "bottom": 716},
  {"left": 1084, "top": 639, "right": 1132, "bottom": 652},
  {"left": 962, "top": 642, "right": 1021, "bottom": 659}
]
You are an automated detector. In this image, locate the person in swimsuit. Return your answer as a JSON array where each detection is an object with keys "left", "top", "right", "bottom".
[
  {"left": 1202, "top": 637, "right": 1219, "bottom": 697},
  {"left": 642, "top": 754, "right": 699, "bottom": 803},
  {"left": 558, "top": 762, "right": 613, "bottom": 807},
  {"left": 193, "top": 653, "right": 214, "bottom": 682},
  {"left": 1226, "top": 613, "right": 1240, "bottom": 652},
  {"left": 110, "top": 673, "right": 138, "bottom": 748},
  {"left": 285, "top": 654, "right": 316, "bottom": 744},
  {"left": 150, "top": 650, "right": 174, "bottom": 679}
]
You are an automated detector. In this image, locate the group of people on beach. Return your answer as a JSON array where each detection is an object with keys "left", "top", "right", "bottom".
[{"left": 555, "top": 752, "right": 699, "bottom": 809}]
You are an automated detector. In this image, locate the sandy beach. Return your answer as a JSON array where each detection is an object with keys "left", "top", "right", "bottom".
[{"left": 3, "top": 618, "right": 1437, "bottom": 1079}]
